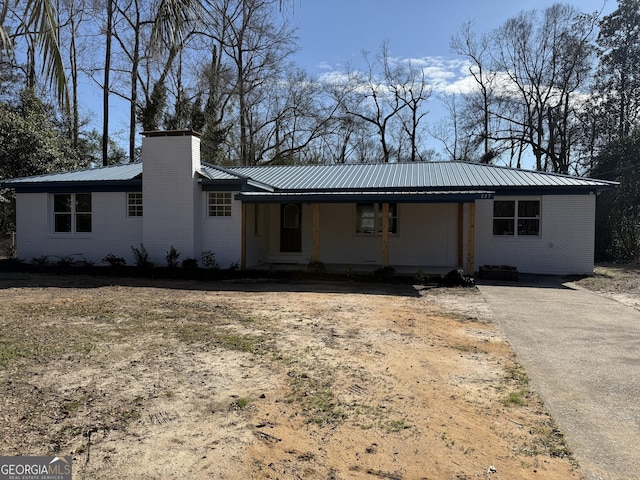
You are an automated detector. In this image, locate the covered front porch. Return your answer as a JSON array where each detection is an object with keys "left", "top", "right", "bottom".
[{"left": 236, "top": 191, "right": 491, "bottom": 276}]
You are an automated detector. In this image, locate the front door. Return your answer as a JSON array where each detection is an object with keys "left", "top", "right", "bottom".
[{"left": 280, "top": 203, "right": 302, "bottom": 252}]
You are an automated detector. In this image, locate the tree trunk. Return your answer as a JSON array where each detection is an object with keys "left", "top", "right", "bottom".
[{"left": 102, "top": 0, "right": 113, "bottom": 166}]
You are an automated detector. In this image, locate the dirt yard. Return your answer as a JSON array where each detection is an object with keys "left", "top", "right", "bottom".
[
  {"left": 572, "top": 263, "right": 640, "bottom": 311},
  {"left": 0, "top": 270, "right": 597, "bottom": 480}
]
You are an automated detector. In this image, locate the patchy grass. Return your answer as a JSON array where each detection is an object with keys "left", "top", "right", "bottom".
[
  {"left": 502, "top": 389, "right": 528, "bottom": 407},
  {"left": 504, "top": 361, "right": 530, "bottom": 386},
  {"left": 285, "top": 364, "right": 347, "bottom": 426},
  {"left": 574, "top": 264, "right": 640, "bottom": 296},
  {"left": 522, "top": 421, "right": 573, "bottom": 459},
  {"left": 0, "top": 339, "right": 94, "bottom": 367},
  {"left": 0, "top": 273, "right": 582, "bottom": 479}
]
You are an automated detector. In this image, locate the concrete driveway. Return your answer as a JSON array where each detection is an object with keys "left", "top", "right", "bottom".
[{"left": 477, "top": 276, "right": 640, "bottom": 480}]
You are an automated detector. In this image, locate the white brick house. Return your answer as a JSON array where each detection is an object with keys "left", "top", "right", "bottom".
[{"left": 1, "top": 130, "right": 616, "bottom": 276}]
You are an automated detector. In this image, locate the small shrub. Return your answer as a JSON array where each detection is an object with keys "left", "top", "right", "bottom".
[
  {"left": 166, "top": 245, "right": 180, "bottom": 268},
  {"left": 102, "top": 253, "right": 126, "bottom": 267},
  {"left": 307, "top": 260, "right": 326, "bottom": 274},
  {"left": 440, "top": 268, "right": 475, "bottom": 287},
  {"left": 502, "top": 390, "right": 528, "bottom": 407},
  {"left": 31, "top": 256, "right": 50, "bottom": 266},
  {"left": 55, "top": 256, "right": 75, "bottom": 268},
  {"left": 181, "top": 257, "right": 198, "bottom": 269},
  {"left": 200, "top": 250, "right": 219, "bottom": 270},
  {"left": 131, "top": 244, "right": 153, "bottom": 268},
  {"left": 78, "top": 256, "right": 95, "bottom": 267},
  {"left": 374, "top": 266, "right": 395, "bottom": 280}
]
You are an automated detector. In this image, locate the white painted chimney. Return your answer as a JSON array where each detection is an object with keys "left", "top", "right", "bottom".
[{"left": 141, "top": 130, "right": 202, "bottom": 265}]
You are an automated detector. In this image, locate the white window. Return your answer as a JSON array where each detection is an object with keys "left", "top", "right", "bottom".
[
  {"left": 208, "top": 192, "right": 232, "bottom": 217},
  {"left": 356, "top": 203, "right": 397, "bottom": 234},
  {"left": 493, "top": 199, "right": 540, "bottom": 236},
  {"left": 128, "top": 193, "right": 143, "bottom": 217},
  {"left": 53, "top": 193, "right": 91, "bottom": 233}
]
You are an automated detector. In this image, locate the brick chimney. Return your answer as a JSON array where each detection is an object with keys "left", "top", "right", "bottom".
[{"left": 141, "top": 130, "right": 202, "bottom": 265}]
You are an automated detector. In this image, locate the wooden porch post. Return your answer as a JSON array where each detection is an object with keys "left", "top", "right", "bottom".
[
  {"left": 241, "top": 202, "right": 247, "bottom": 269},
  {"left": 381, "top": 202, "right": 389, "bottom": 267},
  {"left": 466, "top": 202, "right": 475, "bottom": 276},
  {"left": 457, "top": 203, "right": 464, "bottom": 267},
  {"left": 312, "top": 203, "right": 320, "bottom": 262}
]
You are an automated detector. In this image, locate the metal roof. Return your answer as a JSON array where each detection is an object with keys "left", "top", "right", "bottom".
[
  {"left": 200, "top": 163, "right": 244, "bottom": 181},
  {"left": 1, "top": 160, "right": 616, "bottom": 195},
  {"left": 228, "top": 162, "right": 616, "bottom": 192},
  {"left": 2, "top": 162, "right": 142, "bottom": 184},
  {"left": 2, "top": 162, "right": 238, "bottom": 184}
]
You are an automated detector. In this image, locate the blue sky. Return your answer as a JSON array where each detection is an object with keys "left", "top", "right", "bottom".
[{"left": 291, "top": 0, "right": 614, "bottom": 83}]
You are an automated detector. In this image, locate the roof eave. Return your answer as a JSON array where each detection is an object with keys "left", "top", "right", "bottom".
[
  {"left": 235, "top": 191, "right": 494, "bottom": 203},
  {"left": 3, "top": 179, "right": 142, "bottom": 193},
  {"left": 491, "top": 184, "right": 616, "bottom": 196}
]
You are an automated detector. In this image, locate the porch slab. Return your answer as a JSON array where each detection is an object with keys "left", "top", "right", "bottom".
[{"left": 246, "top": 263, "right": 459, "bottom": 277}]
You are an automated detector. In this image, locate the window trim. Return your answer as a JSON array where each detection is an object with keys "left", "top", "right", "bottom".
[
  {"left": 52, "top": 193, "right": 92, "bottom": 234},
  {"left": 207, "top": 191, "right": 232, "bottom": 217},
  {"left": 355, "top": 203, "right": 398, "bottom": 235},
  {"left": 492, "top": 198, "right": 540, "bottom": 237},
  {"left": 127, "top": 192, "right": 143, "bottom": 217}
]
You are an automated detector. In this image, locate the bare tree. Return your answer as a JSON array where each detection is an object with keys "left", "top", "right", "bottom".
[
  {"left": 451, "top": 21, "right": 505, "bottom": 163},
  {"left": 337, "top": 47, "right": 406, "bottom": 163},
  {"left": 491, "top": 5, "right": 597, "bottom": 173},
  {"left": 430, "top": 93, "right": 475, "bottom": 161},
  {"left": 101, "top": 0, "right": 114, "bottom": 165},
  {"left": 112, "top": 0, "right": 154, "bottom": 161},
  {"left": 197, "top": 0, "right": 297, "bottom": 165},
  {"left": 594, "top": 0, "right": 640, "bottom": 141},
  {"left": 385, "top": 47, "right": 432, "bottom": 161},
  {"left": 58, "top": 0, "right": 89, "bottom": 147}
]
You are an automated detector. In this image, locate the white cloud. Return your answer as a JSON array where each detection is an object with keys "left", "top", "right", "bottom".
[
  {"left": 317, "top": 70, "right": 353, "bottom": 85},
  {"left": 313, "top": 55, "right": 582, "bottom": 102}
]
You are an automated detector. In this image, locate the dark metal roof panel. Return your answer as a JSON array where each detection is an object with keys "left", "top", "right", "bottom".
[
  {"left": 1, "top": 160, "right": 617, "bottom": 193},
  {"left": 199, "top": 163, "right": 243, "bottom": 180},
  {"left": 2, "top": 163, "right": 142, "bottom": 184},
  {"left": 229, "top": 162, "right": 615, "bottom": 191}
]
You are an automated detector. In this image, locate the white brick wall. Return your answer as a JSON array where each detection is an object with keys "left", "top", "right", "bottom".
[
  {"left": 200, "top": 192, "right": 243, "bottom": 268},
  {"left": 474, "top": 195, "right": 596, "bottom": 275},
  {"left": 142, "top": 133, "right": 201, "bottom": 265},
  {"left": 15, "top": 191, "right": 142, "bottom": 264}
]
